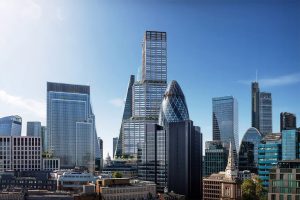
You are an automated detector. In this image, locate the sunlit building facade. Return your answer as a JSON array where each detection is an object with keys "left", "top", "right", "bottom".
[
  {"left": 0, "top": 116, "right": 22, "bottom": 136},
  {"left": 47, "top": 82, "right": 97, "bottom": 172}
]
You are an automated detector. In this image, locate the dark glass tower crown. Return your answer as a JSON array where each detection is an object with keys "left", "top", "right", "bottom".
[
  {"left": 158, "top": 80, "right": 189, "bottom": 126},
  {"left": 252, "top": 82, "right": 260, "bottom": 130}
]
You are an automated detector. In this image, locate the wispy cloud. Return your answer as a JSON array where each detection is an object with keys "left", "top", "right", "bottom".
[
  {"left": 238, "top": 73, "right": 300, "bottom": 87},
  {"left": 109, "top": 98, "right": 124, "bottom": 108},
  {"left": 0, "top": 90, "right": 45, "bottom": 119},
  {"left": 21, "top": 0, "right": 42, "bottom": 20}
]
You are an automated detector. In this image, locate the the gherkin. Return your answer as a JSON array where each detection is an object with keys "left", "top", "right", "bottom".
[{"left": 158, "top": 80, "right": 189, "bottom": 126}]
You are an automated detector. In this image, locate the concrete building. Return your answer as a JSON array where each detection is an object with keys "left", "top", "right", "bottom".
[
  {"left": 95, "top": 178, "right": 156, "bottom": 200},
  {"left": 42, "top": 158, "right": 60, "bottom": 171},
  {"left": 0, "top": 136, "right": 42, "bottom": 171},
  {"left": 102, "top": 159, "right": 137, "bottom": 178},
  {"left": 268, "top": 160, "right": 300, "bottom": 200},
  {"left": 203, "top": 143, "right": 242, "bottom": 200}
]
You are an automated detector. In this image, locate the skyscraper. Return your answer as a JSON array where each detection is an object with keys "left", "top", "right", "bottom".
[
  {"left": 117, "top": 31, "right": 167, "bottom": 158},
  {"left": 138, "top": 81, "right": 202, "bottom": 199},
  {"left": 251, "top": 82, "right": 260, "bottom": 130},
  {"left": 47, "top": 82, "right": 97, "bottom": 172},
  {"left": 113, "top": 137, "right": 118, "bottom": 157},
  {"left": 238, "top": 127, "right": 262, "bottom": 173},
  {"left": 280, "top": 112, "right": 297, "bottom": 132},
  {"left": 27, "top": 121, "right": 41, "bottom": 137},
  {"left": 212, "top": 96, "right": 239, "bottom": 155},
  {"left": 259, "top": 92, "right": 272, "bottom": 135},
  {"left": 251, "top": 82, "right": 272, "bottom": 136},
  {"left": 282, "top": 129, "right": 299, "bottom": 161},
  {"left": 0, "top": 116, "right": 22, "bottom": 136}
]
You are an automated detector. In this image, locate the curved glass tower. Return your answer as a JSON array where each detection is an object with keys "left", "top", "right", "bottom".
[
  {"left": 158, "top": 80, "right": 189, "bottom": 126},
  {"left": 238, "top": 127, "right": 262, "bottom": 173},
  {"left": 0, "top": 115, "right": 22, "bottom": 136}
]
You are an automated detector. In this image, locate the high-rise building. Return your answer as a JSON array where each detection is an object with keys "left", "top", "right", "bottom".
[
  {"left": 96, "top": 137, "right": 103, "bottom": 171},
  {"left": 282, "top": 129, "right": 300, "bottom": 161},
  {"left": 41, "top": 126, "right": 47, "bottom": 153},
  {"left": 204, "top": 140, "right": 228, "bottom": 177},
  {"left": 203, "top": 142, "right": 242, "bottom": 200},
  {"left": 251, "top": 82, "right": 272, "bottom": 136},
  {"left": 47, "top": 82, "right": 97, "bottom": 172},
  {"left": 115, "top": 75, "right": 135, "bottom": 158},
  {"left": 258, "top": 133, "right": 282, "bottom": 187},
  {"left": 280, "top": 112, "right": 297, "bottom": 132},
  {"left": 212, "top": 96, "right": 239, "bottom": 157},
  {"left": 27, "top": 121, "right": 41, "bottom": 137},
  {"left": 0, "top": 116, "right": 22, "bottom": 136},
  {"left": 238, "top": 127, "right": 262, "bottom": 173},
  {"left": 116, "top": 31, "right": 167, "bottom": 158},
  {"left": 268, "top": 160, "right": 300, "bottom": 200},
  {"left": 138, "top": 81, "right": 202, "bottom": 199},
  {"left": 259, "top": 92, "right": 272, "bottom": 135},
  {"left": 113, "top": 137, "right": 118, "bottom": 157}
]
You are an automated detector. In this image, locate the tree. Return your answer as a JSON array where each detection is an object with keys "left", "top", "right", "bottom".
[
  {"left": 112, "top": 172, "right": 123, "bottom": 178},
  {"left": 241, "top": 178, "right": 267, "bottom": 200}
]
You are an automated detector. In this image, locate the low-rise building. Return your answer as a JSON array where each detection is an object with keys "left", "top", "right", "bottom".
[
  {"left": 42, "top": 158, "right": 60, "bottom": 171},
  {"left": 57, "top": 172, "right": 98, "bottom": 192},
  {"left": 96, "top": 178, "right": 156, "bottom": 200},
  {"left": 268, "top": 160, "right": 300, "bottom": 200}
]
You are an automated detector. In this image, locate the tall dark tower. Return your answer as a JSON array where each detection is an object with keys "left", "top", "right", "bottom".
[
  {"left": 280, "top": 112, "right": 297, "bottom": 132},
  {"left": 252, "top": 82, "right": 260, "bottom": 130}
]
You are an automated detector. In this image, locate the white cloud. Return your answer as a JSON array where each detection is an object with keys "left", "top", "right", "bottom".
[
  {"left": 238, "top": 73, "right": 300, "bottom": 87},
  {"left": 0, "top": 90, "right": 45, "bottom": 120},
  {"left": 21, "top": 0, "right": 42, "bottom": 20},
  {"left": 109, "top": 98, "right": 124, "bottom": 108}
]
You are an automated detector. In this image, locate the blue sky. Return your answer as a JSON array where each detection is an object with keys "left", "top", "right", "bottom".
[{"left": 0, "top": 0, "right": 299, "bottom": 156}]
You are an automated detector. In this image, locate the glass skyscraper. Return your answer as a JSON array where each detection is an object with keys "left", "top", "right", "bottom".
[
  {"left": 280, "top": 112, "right": 297, "bottom": 132},
  {"left": 238, "top": 127, "right": 262, "bottom": 173},
  {"left": 212, "top": 96, "right": 239, "bottom": 155},
  {"left": 47, "top": 82, "right": 97, "bottom": 172},
  {"left": 282, "top": 129, "right": 299, "bottom": 161},
  {"left": 117, "top": 31, "right": 167, "bottom": 158},
  {"left": 251, "top": 82, "right": 272, "bottom": 136},
  {"left": 26, "top": 121, "right": 41, "bottom": 137},
  {"left": 0, "top": 116, "right": 22, "bottom": 136}
]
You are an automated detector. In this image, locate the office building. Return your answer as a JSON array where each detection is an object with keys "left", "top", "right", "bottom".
[
  {"left": 117, "top": 31, "right": 167, "bottom": 158},
  {"left": 238, "top": 127, "right": 262, "bottom": 173},
  {"left": 95, "top": 137, "right": 103, "bottom": 171},
  {"left": 27, "top": 121, "right": 41, "bottom": 137},
  {"left": 47, "top": 82, "right": 97, "bottom": 172},
  {"left": 280, "top": 112, "right": 297, "bottom": 132},
  {"left": 115, "top": 75, "right": 135, "bottom": 158},
  {"left": 251, "top": 82, "right": 273, "bottom": 136},
  {"left": 204, "top": 140, "right": 228, "bottom": 177},
  {"left": 203, "top": 143, "right": 242, "bottom": 200},
  {"left": 41, "top": 125, "right": 47, "bottom": 153},
  {"left": 252, "top": 82, "right": 260, "bottom": 130},
  {"left": 102, "top": 159, "right": 138, "bottom": 178},
  {"left": 212, "top": 96, "right": 239, "bottom": 158},
  {"left": 113, "top": 137, "right": 118, "bottom": 157},
  {"left": 259, "top": 92, "right": 272, "bottom": 135},
  {"left": 138, "top": 81, "right": 202, "bottom": 199},
  {"left": 0, "top": 115, "right": 22, "bottom": 136},
  {"left": 268, "top": 160, "right": 300, "bottom": 200},
  {"left": 282, "top": 129, "right": 300, "bottom": 161},
  {"left": 42, "top": 158, "right": 60, "bottom": 171},
  {"left": 0, "top": 136, "right": 42, "bottom": 171},
  {"left": 258, "top": 133, "right": 282, "bottom": 187},
  {"left": 95, "top": 178, "right": 156, "bottom": 200}
]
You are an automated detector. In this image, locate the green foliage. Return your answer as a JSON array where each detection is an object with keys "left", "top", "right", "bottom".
[
  {"left": 112, "top": 172, "right": 123, "bottom": 178},
  {"left": 241, "top": 178, "right": 267, "bottom": 200}
]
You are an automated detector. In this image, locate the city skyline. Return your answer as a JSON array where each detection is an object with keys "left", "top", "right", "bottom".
[{"left": 0, "top": 1, "right": 300, "bottom": 157}]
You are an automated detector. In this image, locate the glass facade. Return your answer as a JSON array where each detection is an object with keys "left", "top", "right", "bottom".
[
  {"left": 158, "top": 80, "right": 189, "bottom": 126},
  {"left": 238, "top": 127, "right": 262, "bottom": 173},
  {"left": 252, "top": 82, "right": 260, "bottom": 130},
  {"left": 204, "top": 140, "right": 228, "bottom": 176},
  {"left": 119, "top": 31, "right": 167, "bottom": 158},
  {"left": 282, "top": 129, "right": 299, "bottom": 160},
  {"left": 26, "top": 121, "right": 41, "bottom": 137},
  {"left": 212, "top": 96, "right": 239, "bottom": 157},
  {"left": 47, "top": 82, "right": 96, "bottom": 171},
  {"left": 259, "top": 92, "right": 272, "bottom": 135},
  {"left": 258, "top": 133, "right": 281, "bottom": 187},
  {"left": 280, "top": 112, "right": 297, "bottom": 132},
  {"left": 0, "top": 116, "right": 22, "bottom": 136}
]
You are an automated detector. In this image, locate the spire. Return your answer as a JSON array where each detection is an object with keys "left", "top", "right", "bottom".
[{"left": 225, "top": 142, "right": 238, "bottom": 179}]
